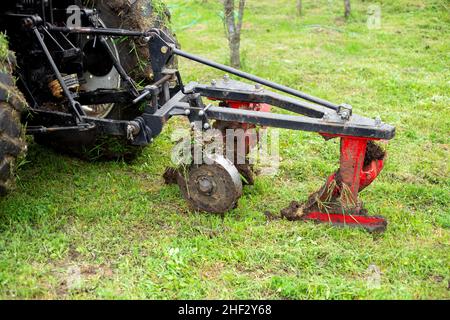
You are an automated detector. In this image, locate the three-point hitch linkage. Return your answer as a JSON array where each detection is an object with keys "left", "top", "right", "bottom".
[{"left": 31, "top": 18, "right": 395, "bottom": 232}]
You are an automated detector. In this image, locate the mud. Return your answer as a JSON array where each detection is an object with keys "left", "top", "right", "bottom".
[
  {"left": 163, "top": 167, "right": 180, "bottom": 185},
  {"left": 264, "top": 211, "right": 281, "bottom": 221},
  {"left": 364, "top": 141, "right": 386, "bottom": 167},
  {"left": 213, "top": 120, "right": 257, "bottom": 185},
  {"left": 280, "top": 201, "right": 303, "bottom": 221}
]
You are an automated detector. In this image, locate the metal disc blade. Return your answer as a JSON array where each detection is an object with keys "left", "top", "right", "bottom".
[{"left": 177, "top": 155, "right": 243, "bottom": 214}]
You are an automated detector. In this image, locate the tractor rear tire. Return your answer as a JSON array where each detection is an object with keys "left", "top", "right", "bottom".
[
  {"left": 92, "top": 0, "right": 178, "bottom": 84},
  {"left": 0, "top": 54, "right": 28, "bottom": 196}
]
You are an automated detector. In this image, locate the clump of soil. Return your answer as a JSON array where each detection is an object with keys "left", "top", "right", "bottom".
[
  {"left": 264, "top": 211, "right": 281, "bottom": 221},
  {"left": 364, "top": 141, "right": 386, "bottom": 167},
  {"left": 280, "top": 201, "right": 303, "bottom": 221},
  {"left": 163, "top": 167, "right": 180, "bottom": 185}
]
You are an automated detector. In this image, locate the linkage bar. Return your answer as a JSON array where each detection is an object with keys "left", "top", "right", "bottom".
[{"left": 171, "top": 47, "right": 340, "bottom": 111}]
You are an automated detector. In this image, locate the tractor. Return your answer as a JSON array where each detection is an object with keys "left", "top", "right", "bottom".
[{"left": 0, "top": 0, "right": 395, "bottom": 232}]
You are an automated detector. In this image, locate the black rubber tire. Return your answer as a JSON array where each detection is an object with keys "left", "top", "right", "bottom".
[
  {"left": 94, "top": 0, "right": 178, "bottom": 122},
  {"left": 92, "top": 0, "right": 177, "bottom": 85},
  {"left": 0, "top": 54, "right": 28, "bottom": 196}
]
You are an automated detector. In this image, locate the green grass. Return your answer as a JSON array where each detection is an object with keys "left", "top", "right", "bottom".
[{"left": 0, "top": 0, "right": 449, "bottom": 299}]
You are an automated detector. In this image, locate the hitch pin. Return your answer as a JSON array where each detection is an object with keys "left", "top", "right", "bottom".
[
  {"left": 199, "top": 104, "right": 213, "bottom": 117},
  {"left": 132, "top": 74, "right": 173, "bottom": 105},
  {"left": 132, "top": 85, "right": 157, "bottom": 105}
]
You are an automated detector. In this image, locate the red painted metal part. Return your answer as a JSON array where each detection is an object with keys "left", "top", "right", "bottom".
[
  {"left": 226, "top": 100, "right": 272, "bottom": 113},
  {"left": 324, "top": 157, "right": 385, "bottom": 198},
  {"left": 301, "top": 134, "right": 388, "bottom": 232},
  {"left": 301, "top": 212, "right": 387, "bottom": 232},
  {"left": 215, "top": 99, "right": 272, "bottom": 149},
  {"left": 360, "top": 159, "right": 384, "bottom": 191},
  {"left": 320, "top": 136, "right": 385, "bottom": 196},
  {"left": 339, "top": 136, "right": 368, "bottom": 201}
]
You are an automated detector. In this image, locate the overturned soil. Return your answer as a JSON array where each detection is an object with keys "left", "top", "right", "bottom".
[
  {"left": 280, "top": 201, "right": 303, "bottom": 221},
  {"left": 364, "top": 141, "right": 386, "bottom": 167},
  {"left": 163, "top": 167, "right": 180, "bottom": 185}
]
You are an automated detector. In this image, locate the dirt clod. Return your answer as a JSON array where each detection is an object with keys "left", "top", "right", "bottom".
[
  {"left": 365, "top": 141, "right": 386, "bottom": 167},
  {"left": 264, "top": 211, "right": 281, "bottom": 221},
  {"left": 280, "top": 201, "right": 303, "bottom": 221},
  {"left": 163, "top": 167, "right": 180, "bottom": 185}
]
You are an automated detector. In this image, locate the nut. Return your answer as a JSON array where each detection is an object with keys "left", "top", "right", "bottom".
[{"left": 375, "top": 116, "right": 382, "bottom": 127}]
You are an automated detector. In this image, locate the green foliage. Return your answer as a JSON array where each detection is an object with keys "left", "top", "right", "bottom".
[
  {"left": 0, "top": 0, "right": 448, "bottom": 299},
  {"left": 0, "top": 34, "right": 8, "bottom": 61}
]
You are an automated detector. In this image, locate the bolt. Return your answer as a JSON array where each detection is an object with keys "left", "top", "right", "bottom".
[
  {"left": 211, "top": 80, "right": 217, "bottom": 86},
  {"left": 375, "top": 116, "right": 382, "bottom": 127},
  {"left": 198, "top": 177, "right": 214, "bottom": 194},
  {"left": 338, "top": 104, "right": 353, "bottom": 121},
  {"left": 184, "top": 109, "right": 191, "bottom": 115},
  {"left": 255, "top": 83, "right": 262, "bottom": 90},
  {"left": 199, "top": 110, "right": 205, "bottom": 117},
  {"left": 203, "top": 123, "right": 210, "bottom": 130},
  {"left": 340, "top": 111, "right": 350, "bottom": 120},
  {"left": 223, "top": 74, "right": 230, "bottom": 82},
  {"left": 161, "top": 46, "right": 169, "bottom": 54}
]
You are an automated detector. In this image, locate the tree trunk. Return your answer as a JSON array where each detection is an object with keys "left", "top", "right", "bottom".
[
  {"left": 224, "top": 0, "right": 246, "bottom": 69},
  {"left": 296, "top": 0, "right": 302, "bottom": 16},
  {"left": 344, "top": 0, "right": 351, "bottom": 19}
]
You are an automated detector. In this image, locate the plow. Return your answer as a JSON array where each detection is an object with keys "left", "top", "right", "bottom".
[{"left": 0, "top": 1, "right": 395, "bottom": 232}]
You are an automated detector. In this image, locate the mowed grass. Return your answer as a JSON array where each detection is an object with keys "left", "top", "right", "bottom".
[{"left": 0, "top": 0, "right": 449, "bottom": 299}]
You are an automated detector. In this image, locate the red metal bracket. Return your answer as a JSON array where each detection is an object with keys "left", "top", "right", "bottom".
[
  {"left": 301, "top": 212, "right": 387, "bottom": 233},
  {"left": 288, "top": 134, "right": 388, "bottom": 232}
]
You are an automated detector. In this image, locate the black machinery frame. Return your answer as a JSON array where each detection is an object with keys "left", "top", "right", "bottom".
[{"left": 13, "top": 12, "right": 394, "bottom": 145}]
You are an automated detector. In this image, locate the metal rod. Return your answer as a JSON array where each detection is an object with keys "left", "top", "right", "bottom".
[
  {"left": 132, "top": 74, "right": 172, "bottom": 105},
  {"left": 172, "top": 47, "right": 339, "bottom": 111},
  {"left": 48, "top": 26, "right": 147, "bottom": 38},
  {"left": 33, "top": 27, "right": 86, "bottom": 122},
  {"left": 98, "top": 36, "right": 140, "bottom": 97},
  {"left": 42, "top": 27, "right": 65, "bottom": 51},
  {"left": 204, "top": 106, "right": 395, "bottom": 140},
  {"left": 26, "top": 124, "right": 93, "bottom": 134},
  {"left": 49, "top": 0, "right": 54, "bottom": 24}
]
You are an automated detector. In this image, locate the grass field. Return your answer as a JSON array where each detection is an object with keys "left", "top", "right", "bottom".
[{"left": 0, "top": 0, "right": 449, "bottom": 299}]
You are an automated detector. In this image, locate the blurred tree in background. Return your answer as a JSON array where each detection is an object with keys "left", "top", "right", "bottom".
[{"left": 223, "top": 0, "right": 246, "bottom": 68}]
